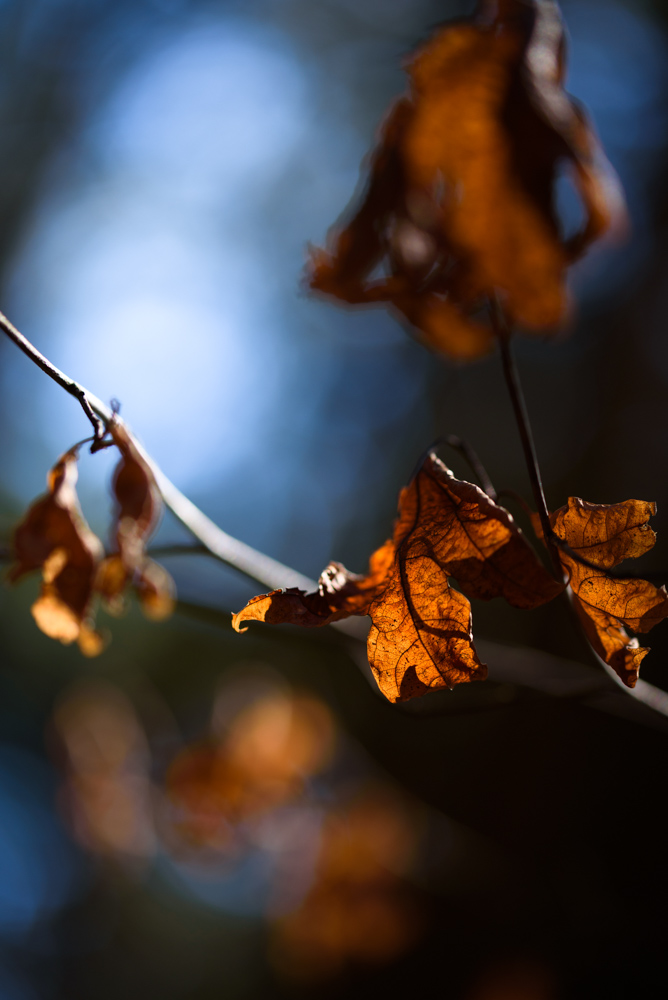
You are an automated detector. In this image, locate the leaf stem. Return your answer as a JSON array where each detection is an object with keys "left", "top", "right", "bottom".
[
  {"left": 490, "top": 301, "right": 562, "bottom": 578},
  {"left": 445, "top": 434, "right": 497, "bottom": 500}
]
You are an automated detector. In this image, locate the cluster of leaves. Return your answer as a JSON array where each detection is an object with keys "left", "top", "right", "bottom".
[
  {"left": 9, "top": 422, "right": 174, "bottom": 654},
  {"left": 226, "top": 0, "right": 666, "bottom": 698},
  {"left": 233, "top": 455, "right": 668, "bottom": 699},
  {"left": 308, "top": 0, "right": 625, "bottom": 359}
]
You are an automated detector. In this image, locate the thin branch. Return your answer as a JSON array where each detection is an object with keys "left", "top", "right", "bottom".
[
  {"left": 445, "top": 434, "right": 497, "bottom": 500},
  {"left": 490, "top": 301, "right": 562, "bottom": 578},
  {"left": 0, "top": 314, "right": 317, "bottom": 595},
  {"left": 0, "top": 310, "right": 106, "bottom": 448},
  {"left": 147, "top": 543, "right": 211, "bottom": 559},
  {"left": 495, "top": 488, "right": 535, "bottom": 521}
]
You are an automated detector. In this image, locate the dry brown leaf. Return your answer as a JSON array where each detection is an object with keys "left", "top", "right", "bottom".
[
  {"left": 366, "top": 454, "right": 561, "bottom": 700},
  {"left": 399, "top": 455, "right": 562, "bottom": 610},
  {"left": 365, "top": 548, "right": 485, "bottom": 702},
  {"left": 96, "top": 423, "right": 175, "bottom": 621},
  {"left": 232, "top": 540, "right": 395, "bottom": 632},
  {"left": 9, "top": 447, "right": 104, "bottom": 654},
  {"left": 233, "top": 455, "right": 561, "bottom": 702},
  {"left": 551, "top": 497, "right": 668, "bottom": 687},
  {"left": 308, "top": 0, "right": 625, "bottom": 357}
]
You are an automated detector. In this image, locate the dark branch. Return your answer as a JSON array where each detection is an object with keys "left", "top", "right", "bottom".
[
  {"left": 445, "top": 434, "right": 497, "bottom": 500},
  {"left": 491, "top": 300, "right": 562, "bottom": 579},
  {"left": 0, "top": 310, "right": 106, "bottom": 447}
]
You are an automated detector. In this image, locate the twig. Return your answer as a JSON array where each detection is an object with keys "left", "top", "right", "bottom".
[
  {"left": 0, "top": 311, "right": 106, "bottom": 448},
  {"left": 0, "top": 313, "right": 317, "bottom": 595},
  {"left": 495, "top": 488, "right": 535, "bottom": 521},
  {"left": 490, "top": 301, "right": 562, "bottom": 578},
  {"left": 147, "top": 543, "right": 211, "bottom": 559},
  {"left": 445, "top": 435, "right": 497, "bottom": 500}
]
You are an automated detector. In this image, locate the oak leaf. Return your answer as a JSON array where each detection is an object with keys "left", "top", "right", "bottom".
[
  {"left": 308, "top": 0, "right": 625, "bottom": 358},
  {"left": 96, "top": 423, "right": 175, "bottom": 621},
  {"left": 366, "top": 455, "right": 560, "bottom": 700},
  {"left": 234, "top": 455, "right": 560, "bottom": 702},
  {"left": 9, "top": 446, "right": 105, "bottom": 655},
  {"left": 551, "top": 497, "right": 668, "bottom": 687}
]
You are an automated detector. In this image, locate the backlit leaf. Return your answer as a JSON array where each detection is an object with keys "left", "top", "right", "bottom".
[
  {"left": 9, "top": 447, "right": 104, "bottom": 654},
  {"left": 552, "top": 497, "right": 668, "bottom": 687},
  {"left": 231, "top": 540, "right": 395, "bottom": 632},
  {"left": 397, "top": 456, "right": 562, "bottom": 610},
  {"left": 96, "top": 423, "right": 175, "bottom": 621}
]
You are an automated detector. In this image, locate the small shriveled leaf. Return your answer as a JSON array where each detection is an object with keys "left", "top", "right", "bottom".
[
  {"left": 552, "top": 497, "right": 668, "bottom": 687},
  {"left": 97, "top": 423, "right": 175, "bottom": 621},
  {"left": 9, "top": 447, "right": 104, "bottom": 654},
  {"left": 232, "top": 587, "right": 341, "bottom": 631},
  {"left": 552, "top": 497, "right": 657, "bottom": 569},
  {"left": 232, "top": 540, "right": 395, "bottom": 632}
]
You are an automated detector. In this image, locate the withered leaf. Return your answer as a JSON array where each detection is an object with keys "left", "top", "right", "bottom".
[
  {"left": 234, "top": 455, "right": 560, "bottom": 702},
  {"left": 232, "top": 540, "right": 395, "bottom": 632},
  {"left": 365, "top": 549, "right": 485, "bottom": 702},
  {"left": 9, "top": 446, "right": 104, "bottom": 655},
  {"left": 551, "top": 497, "right": 668, "bottom": 687},
  {"left": 309, "top": 0, "right": 625, "bottom": 357},
  {"left": 97, "top": 423, "right": 175, "bottom": 621},
  {"left": 366, "top": 454, "right": 561, "bottom": 700},
  {"left": 399, "top": 455, "right": 562, "bottom": 610}
]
